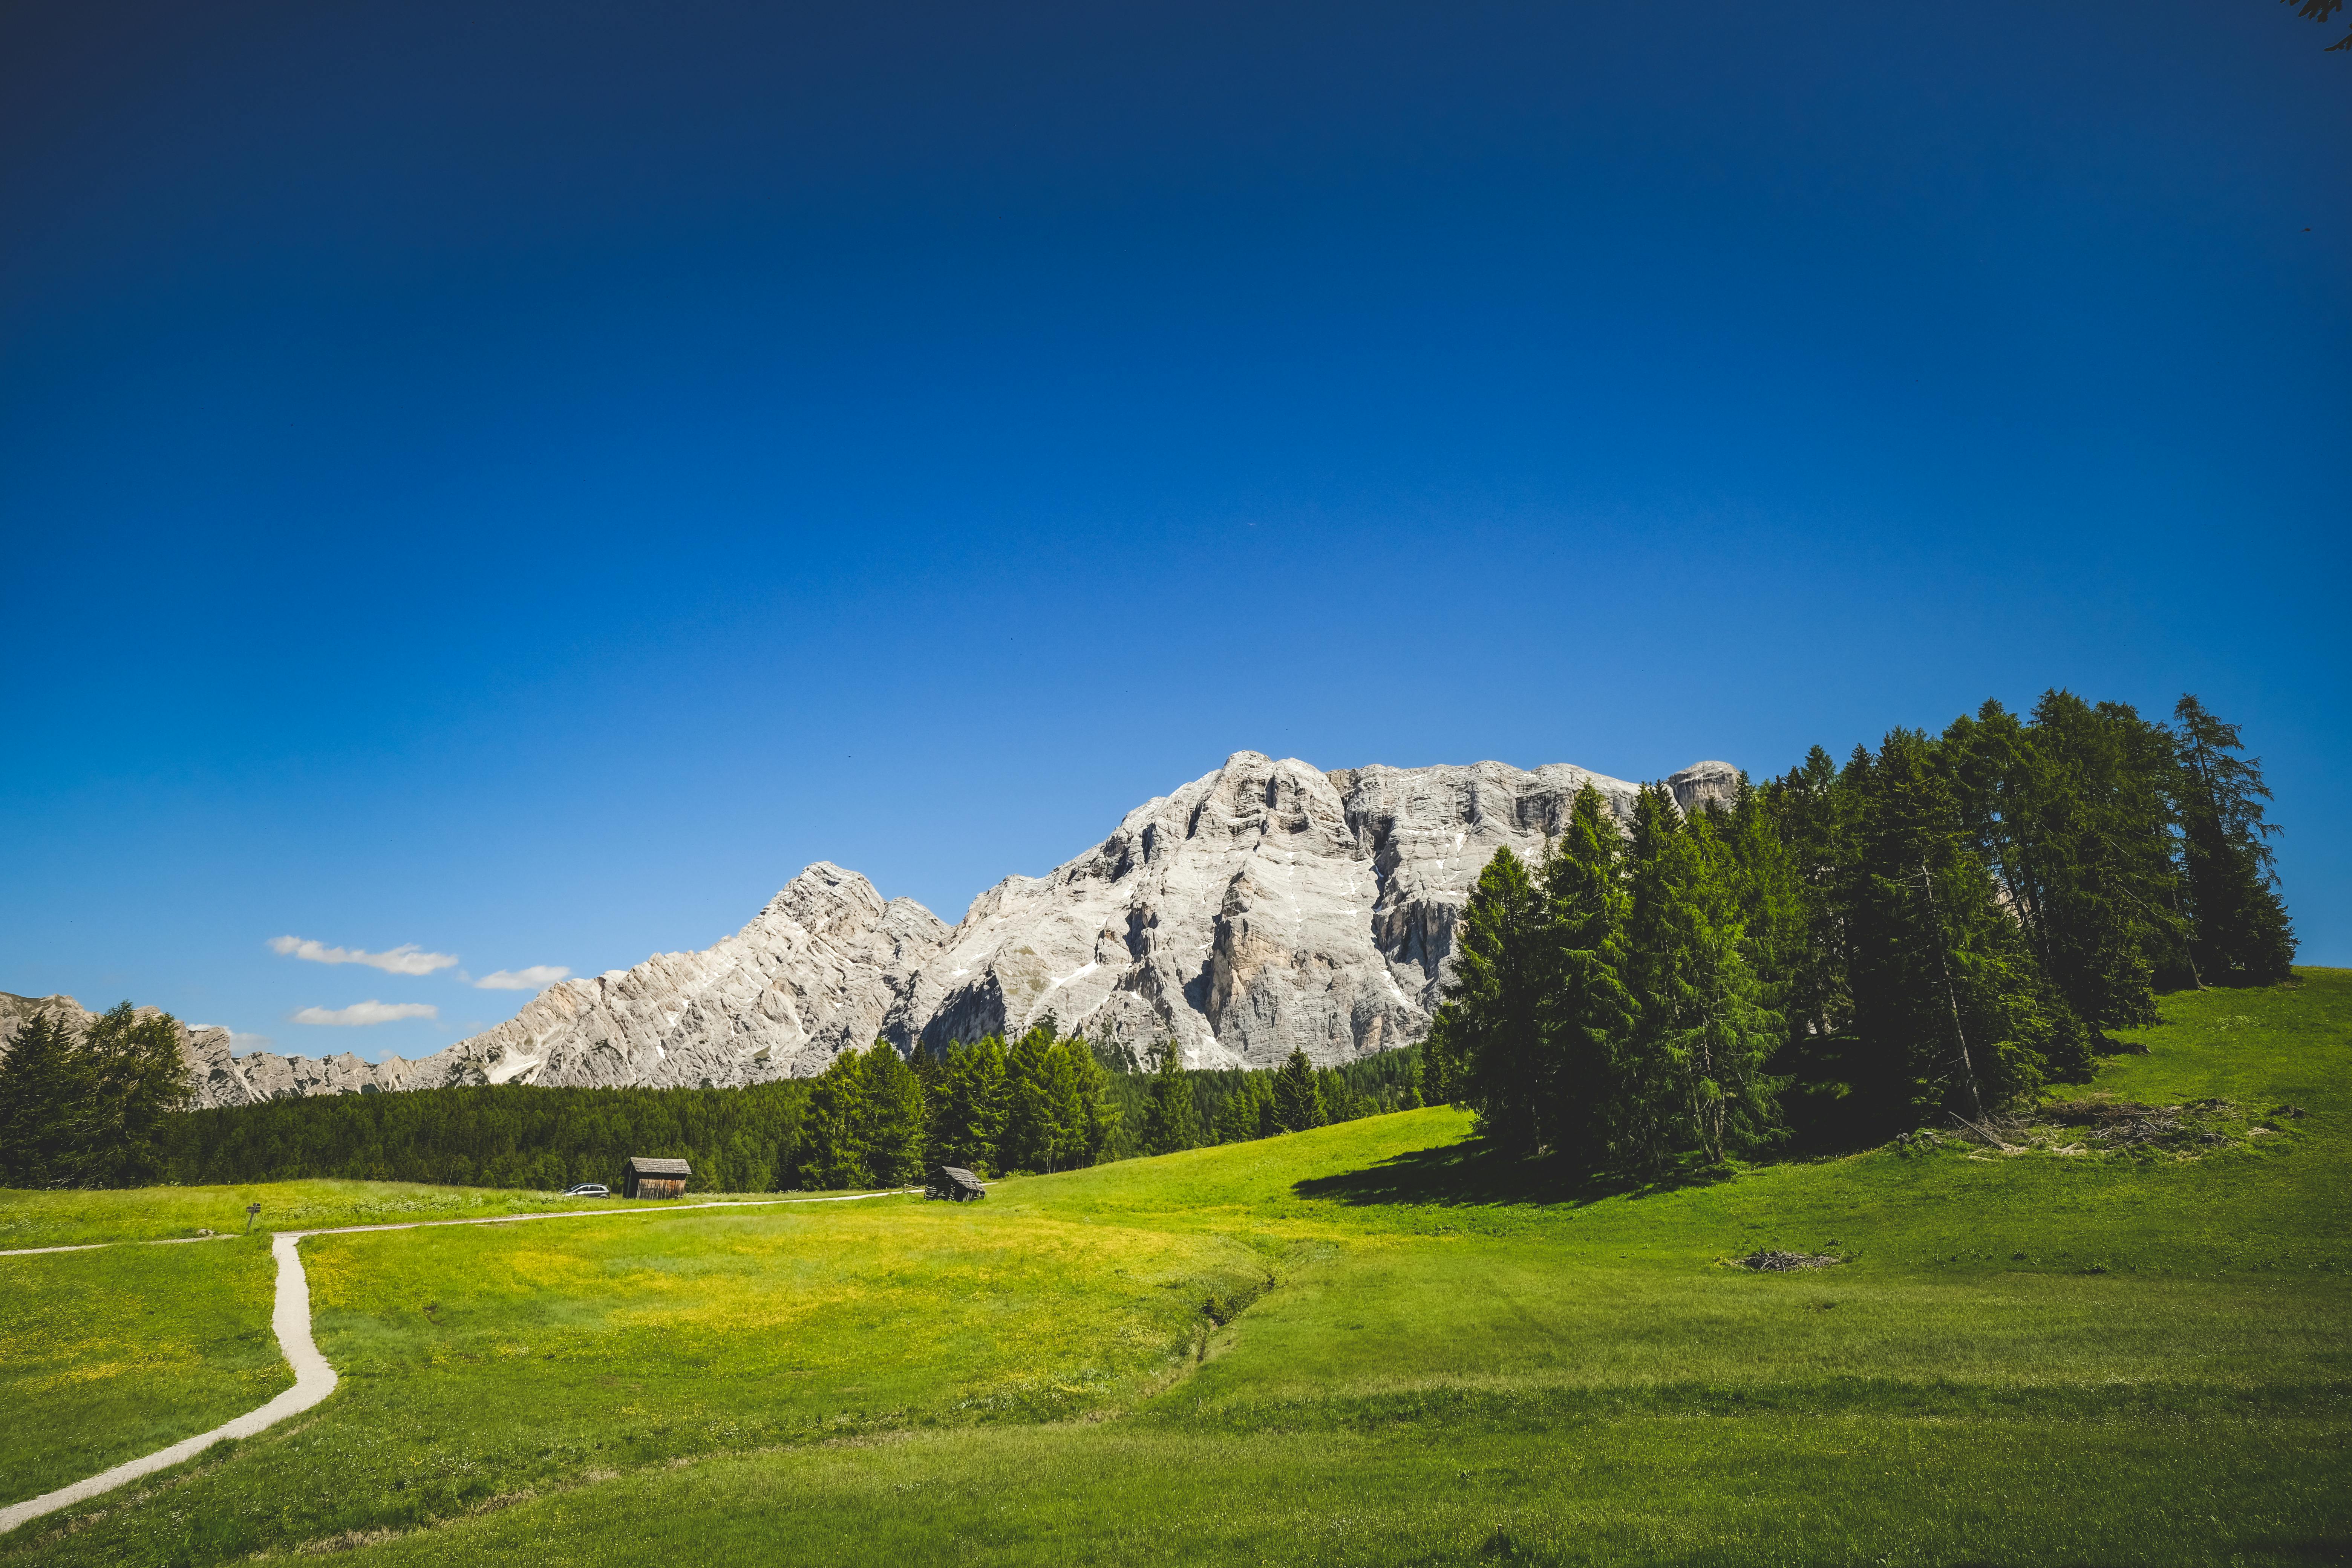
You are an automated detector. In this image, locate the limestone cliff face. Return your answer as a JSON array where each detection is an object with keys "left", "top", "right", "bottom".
[
  {"left": 895, "top": 753, "right": 1739, "bottom": 1070},
  {"left": 12, "top": 753, "right": 1739, "bottom": 1104}
]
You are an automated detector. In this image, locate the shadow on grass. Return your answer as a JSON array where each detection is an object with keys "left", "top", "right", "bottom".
[{"left": 1293, "top": 1139, "right": 1743, "bottom": 1210}]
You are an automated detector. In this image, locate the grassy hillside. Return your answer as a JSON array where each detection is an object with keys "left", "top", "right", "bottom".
[{"left": 2, "top": 972, "right": 2344, "bottom": 1565}]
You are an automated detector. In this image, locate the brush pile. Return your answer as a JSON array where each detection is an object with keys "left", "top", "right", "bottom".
[
  {"left": 1734, "top": 1251, "right": 1843, "bottom": 1272},
  {"left": 2039, "top": 1097, "right": 2233, "bottom": 1150},
  {"left": 1931, "top": 1093, "right": 2267, "bottom": 1158}
]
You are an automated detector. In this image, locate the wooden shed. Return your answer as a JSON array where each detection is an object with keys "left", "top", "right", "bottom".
[
  {"left": 624, "top": 1156, "right": 691, "bottom": 1199},
  {"left": 927, "top": 1165, "right": 986, "bottom": 1202}
]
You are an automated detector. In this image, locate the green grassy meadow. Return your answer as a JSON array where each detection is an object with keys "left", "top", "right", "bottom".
[
  {"left": 1, "top": 971, "right": 2345, "bottom": 1565},
  {"left": 0, "top": 1238, "right": 289, "bottom": 1507}
]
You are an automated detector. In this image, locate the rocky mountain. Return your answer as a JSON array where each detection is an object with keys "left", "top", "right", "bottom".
[{"left": 2, "top": 753, "right": 1739, "bottom": 1107}]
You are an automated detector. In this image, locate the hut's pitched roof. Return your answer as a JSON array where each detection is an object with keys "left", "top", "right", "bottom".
[
  {"left": 936, "top": 1165, "right": 984, "bottom": 1190},
  {"left": 625, "top": 1157, "right": 692, "bottom": 1176}
]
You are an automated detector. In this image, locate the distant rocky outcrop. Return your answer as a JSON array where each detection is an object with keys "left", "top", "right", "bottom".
[{"left": 8, "top": 753, "right": 1740, "bottom": 1106}]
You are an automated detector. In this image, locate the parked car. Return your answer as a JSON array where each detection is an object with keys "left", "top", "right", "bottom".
[{"left": 563, "top": 1183, "right": 609, "bottom": 1197}]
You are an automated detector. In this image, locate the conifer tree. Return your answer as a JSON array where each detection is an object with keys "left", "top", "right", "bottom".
[
  {"left": 72, "top": 1003, "right": 193, "bottom": 1186},
  {"left": 1845, "top": 730, "right": 2083, "bottom": 1128},
  {"left": 926, "top": 1037, "right": 1009, "bottom": 1174},
  {"left": 0, "top": 1010, "right": 83, "bottom": 1187},
  {"left": 1944, "top": 693, "right": 2170, "bottom": 1031},
  {"left": 1617, "top": 789, "right": 1784, "bottom": 1167},
  {"left": 1615, "top": 787, "right": 1695, "bottom": 1167},
  {"left": 1536, "top": 783, "right": 1636, "bottom": 1164},
  {"left": 797, "top": 1047, "right": 874, "bottom": 1188},
  {"left": 1713, "top": 779, "right": 1807, "bottom": 1015},
  {"left": 1273, "top": 1047, "right": 1323, "bottom": 1133},
  {"left": 1427, "top": 845, "right": 1548, "bottom": 1154},
  {"left": 858, "top": 1043, "right": 928, "bottom": 1185},
  {"left": 2173, "top": 695, "right": 2297, "bottom": 983},
  {"left": 1073, "top": 1035, "right": 1122, "bottom": 1165},
  {"left": 1252, "top": 1069, "right": 1282, "bottom": 1138},
  {"left": 1847, "top": 732, "right": 1992, "bottom": 1122},
  {"left": 1001, "top": 1022, "right": 1078, "bottom": 1171},
  {"left": 1764, "top": 746, "right": 1856, "bottom": 1046},
  {"left": 1209, "top": 1076, "right": 1261, "bottom": 1144},
  {"left": 1000, "top": 1023, "right": 1120, "bottom": 1172},
  {"left": 1138, "top": 1040, "right": 1200, "bottom": 1155}
]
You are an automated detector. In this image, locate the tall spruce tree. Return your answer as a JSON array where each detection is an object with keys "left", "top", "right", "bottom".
[
  {"left": 1615, "top": 787, "right": 1694, "bottom": 1167},
  {"left": 926, "top": 1037, "right": 1009, "bottom": 1174},
  {"left": 1001, "top": 1023, "right": 1079, "bottom": 1172},
  {"left": 797, "top": 1047, "right": 875, "bottom": 1188},
  {"left": 859, "top": 1043, "right": 928, "bottom": 1185},
  {"left": 1273, "top": 1047, "right": 1323, "bottom": 1133},
  {"left": 1763, "top": 746, "right": 1857, "bottom": 1048},
  {"left": 1681, "top": 807, "right": 1788, "bottom": 1163},
  {"left": 1000, "top": 1024, "right": 1120, "bottom": 1172},
  {"left": 1139, "top": 1040, "right": 1202, "bottom": 1155},
  {"left": 2173, "top": 695, "right": 2297, "bottom": 983},
  {"left": 1535, "top": 783, "right": 1636, "bottom": 1164},
  {"left": 0, "top": 1010, "right": 84, "bottom": 1187},
  {"left": 1848, "top": 732, "right": 1992, "bottom": 1122},
  {"left": 1427, "top": 845, "right": 1548, "bottom": 1154},
  {"left": 1617, "top": 789, "right": 1783, "bottom": 1168},
  {"left": 1713, "top": 779, "right": 1807, "bottom": 1016}
]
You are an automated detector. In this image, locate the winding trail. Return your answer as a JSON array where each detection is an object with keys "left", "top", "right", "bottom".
[{"left": 0, "top": 1190, "right": 913, "bottom": 1536}]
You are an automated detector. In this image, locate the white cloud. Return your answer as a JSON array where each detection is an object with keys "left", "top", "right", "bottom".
[
  {"left": 291, "top": 1001, "right": 438, "bottom": 1027},
  {"left": 268, "top": 936, "right": 458, "bottom": 976},
  {"left": 474, "top": 965, "right": 570, "bottom": 992}
]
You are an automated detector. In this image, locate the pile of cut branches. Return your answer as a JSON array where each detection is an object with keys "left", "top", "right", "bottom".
[{"left": 1925, "top": 1092, "right": 2282, "bottom": 1159}]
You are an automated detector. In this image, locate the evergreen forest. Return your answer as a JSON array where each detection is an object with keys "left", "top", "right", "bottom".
[{"left": 1425, "top": 691, "right": 2298, "bottom": 1171}]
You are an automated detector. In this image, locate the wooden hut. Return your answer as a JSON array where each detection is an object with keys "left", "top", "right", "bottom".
[
  {"left": 926, "top": 1165, "right": 986, "bottom": 1202},
  {"left": 623, "top": 1156, "right": 691, "bottom": 1199}
]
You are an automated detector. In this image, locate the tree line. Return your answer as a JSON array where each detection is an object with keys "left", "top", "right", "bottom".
[
  {"left": 1129, "top": 1042, "right": 1424, "bottom": 1157},
  {"left": 788, "top": 1019, "right": 1421, "bottom": 1187},
  {"left": 159, "top": 1078, "right": 812, "bottom": 1192},
  {"left": 3, "top": 1010, "right": 1424, "bottom": 1191},
  {"left": 1426, "top": 692, "right": 2297, "bottom": 1171}
]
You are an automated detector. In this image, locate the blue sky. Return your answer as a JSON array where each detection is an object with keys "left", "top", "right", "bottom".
[{"left": 2, "top": 1, "right": 2344, "bottom": 1062}]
